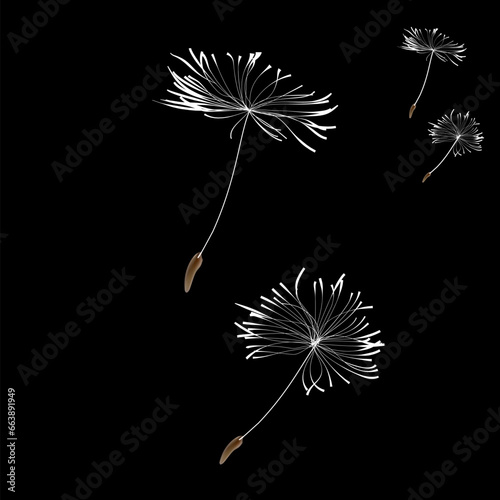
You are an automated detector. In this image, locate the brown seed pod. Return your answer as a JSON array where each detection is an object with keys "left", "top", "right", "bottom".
[
  {"left": 422, "top": 172, "right": 431, "bottom": 183},
  {"left": 184, "top": 252, "right": 203, "bottom": 293},
  {"left": 219, "top": 436, "right": 243, "bottom": 465}
]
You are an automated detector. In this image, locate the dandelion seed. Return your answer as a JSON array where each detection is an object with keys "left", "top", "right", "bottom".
[
  {"left": 156, "top": 49, "right": 337, "bottom": 291},
  {"left": 422, "top": 110, "right": 483, "bottom": 182},
  {"left": 219, "top": 268, "right": 384, "bottom": 463},
  {"left": 219, "top": 435, "right": 243, "bottom": 465},
  {"left": 184, "top": 252, "right": 203, "bottom": 293},
  {"left": 400, "top": 28, "right": 466, "bottom": 118}
]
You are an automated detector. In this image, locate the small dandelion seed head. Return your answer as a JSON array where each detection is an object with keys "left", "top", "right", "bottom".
[
  {"left": 158, "top": 49, "right": 337, "bottom": 152},
  {"left": 400, "top": 28, "right": 466, "bottom": 65},
  {"left": 429, "top": 110, "right": 484, "bottom": 156},
  {"left": 235, "top": 270, "right": 384, "bottom": 395}
]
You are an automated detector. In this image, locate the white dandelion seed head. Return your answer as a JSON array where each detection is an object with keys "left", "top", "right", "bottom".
[
  {"left": 158, "top": 48, "right": 337, "bottom": 152},
  {"left": 429, "top": 110, "right": 484, "bottom": 156},
  {"left": 400, "top": 28, "right": 466, "bottom": 65},
  {"left": 235, "top": 268, "right": 384, "bottom": 395}
]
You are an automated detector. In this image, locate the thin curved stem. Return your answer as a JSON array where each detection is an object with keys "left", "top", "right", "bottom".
[
  {"left": 423, "top": 139, "right": 457, "bottom": 182},
  {"left": 240, "top": 350, "right": 314, "bottom": 441},
  {"left": 198, "top": 113, "right": 250, "bottom": 258},
  {"left": 414, "top": 50, "right": 434, "bottom": 107},
  {"left": 430, "top": 140, "right": 457, "bottom": 174}
]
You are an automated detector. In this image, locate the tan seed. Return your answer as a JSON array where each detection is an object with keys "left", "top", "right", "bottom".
[
  {"left": 219, "top": 436, "right": 243, "bottom": 465},
  {"left": 409, "top": 104, "right": 416, "bottom": 119},
  {"left": 184, "top": 252, "right": 203, "bottom": 293},
  {"left": 422, "top": 172, "right": 431, "bottom": 183}
]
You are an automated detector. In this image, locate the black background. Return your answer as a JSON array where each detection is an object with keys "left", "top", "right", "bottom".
[{"left": 1, "top": 0, "right": 498, "bottom": 498}]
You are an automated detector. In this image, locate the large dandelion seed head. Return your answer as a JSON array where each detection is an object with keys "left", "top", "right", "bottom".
[
  {"left": 400, "top": 28, "right": 466, "bottom": 65},
  {"left": 429, "top": 110, "right": 484, "bottom": 156},
  {"left": 158, "top": 49, "right": 337, "bottom": 152},
  {"left": 235, "top": 269, "right": 384, "bottom": 395}
]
